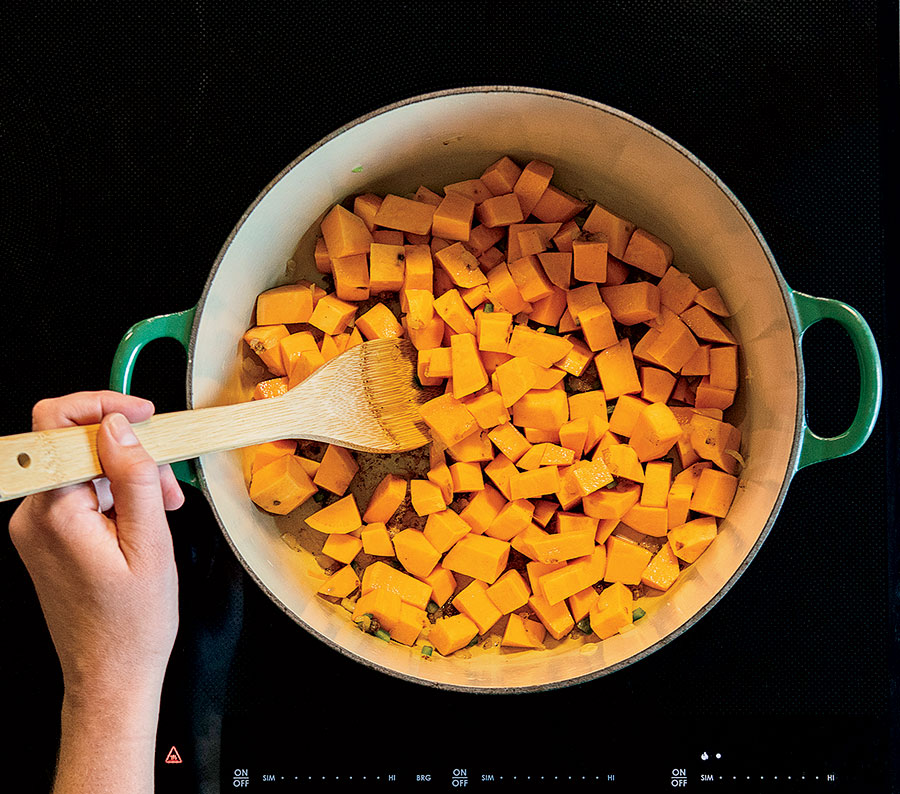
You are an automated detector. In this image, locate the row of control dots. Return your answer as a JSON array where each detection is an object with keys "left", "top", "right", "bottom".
[
  {"left": 234, "top": 769, "right": 616, "bottom": 788},
  {"left": 233, "top": 769, "right": 838, "bottom": 786},
  {"left": 234, "top": 770, "right": 619, "bottom": 786}
]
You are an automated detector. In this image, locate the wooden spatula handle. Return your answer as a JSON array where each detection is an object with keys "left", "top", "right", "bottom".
[{"left": 0, "top": 397, "right": 305, "bottom": 502}]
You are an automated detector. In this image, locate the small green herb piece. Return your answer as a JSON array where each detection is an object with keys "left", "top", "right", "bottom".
[
  {"left": 483, "top": 303, "right": 494, "bottom": 313},
  {"left": 354, "top": 613, "right": 374, "bottom": 633},
  {"left": 632, "top": 607, "right": 647, "bottom": 621},
  {"left": 467, "top": 634, "right": 481, "bottom": 647},
  {"left": 421, "top": 645, "right": 434, "bottom": 658},
  {"left": 374, "top": 628, "right": 391, "bottom": 642},
  {"left": 576, "top": 616, "right": 593, "bottom": 634},
  {"left": 426, "top": 600, "right": 439, "bottom": 614}
]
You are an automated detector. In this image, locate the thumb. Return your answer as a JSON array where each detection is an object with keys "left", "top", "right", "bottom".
[{"left": 97, "top": 412, "right": 170, "bottom": 563}]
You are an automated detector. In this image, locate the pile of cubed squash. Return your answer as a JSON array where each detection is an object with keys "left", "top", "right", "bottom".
[{"left": 241, "top": 155, "right": 742, "bottom": 657}]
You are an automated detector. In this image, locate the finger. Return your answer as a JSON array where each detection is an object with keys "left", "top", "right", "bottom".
[
  {"left": 25, "top": 392, "right": 155, "bottom": 521},
  {"left": 96, "top": 413, "right": 171, "bottom": 567},
  {"left": 91, "top": 466, "right": 181, "bottom": 514},
  {"left": 11, "top": 483, "right": 102, "bottom": 552},
  {"left": 159, "top": 464, "right": 185, "bottom": 512},
  {"left": 32, "top": 391, "right": 155, "bottom": 431},
  {"left": 93, "top": 477, "right": 114, "bottom": 513}
]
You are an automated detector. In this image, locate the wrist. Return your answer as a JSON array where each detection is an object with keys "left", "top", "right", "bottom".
[
  {"left": 56, "top": 678, "right": 162, "bottom": 794},
  {"left": 62, "top": 671, "right": 165, "bottom": 731}
]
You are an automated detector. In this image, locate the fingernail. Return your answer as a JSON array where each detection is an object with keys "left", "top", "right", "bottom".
[{"left": 108, "top": 413, "right": 139, "bottom": 446}]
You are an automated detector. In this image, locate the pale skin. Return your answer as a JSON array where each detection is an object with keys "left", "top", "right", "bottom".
[{"left": 8, "top": 391, "right": 185, "bottom": 794}]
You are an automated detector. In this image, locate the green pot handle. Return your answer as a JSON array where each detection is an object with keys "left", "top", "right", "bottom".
[
  {"left": 791, "top": 290, "right": 882, "bottom": 469},
  {"left": 109, "top": 307, "right": 199, "bottom": 487}
]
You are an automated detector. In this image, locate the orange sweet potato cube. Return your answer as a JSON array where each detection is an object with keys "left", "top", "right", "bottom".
[
  {"left": 418, "top": 393, "right": 479, "bottom": 448},
  {"left": 360, "top": 523, "right": 395, "bottom": 557},
  {"left": 572, "top": 237, "right": 608, "bottom": 283},
  {"left": 450, "top": 332, "right": 489, "bottom": 399},
  {"left": 485, "top": 569, "right": 531, "bottom": 614},
  {"left": 622, "top": 227, "right": 673, "bottom": 277},
  {"left": 600, "top": 282, "right": 661, "bottom": 326},
  {"left": 393, "top": 528, "right": 441, "bottom": 579},
  {"left": 244, "top": 325, "right": 290, "bottom": 376},
  {"left": 442, "top": 534, "right": 510, "bottom": 584},
  {"left": 374, "top": 194, "right": 436, "bottom": 235},
  {"left": 511, "top": 388, "right": 569, "bottom": 431},
  {"left": 480, "top": 155, "right": 522, "bottom": 195},
  {"left": 403, "top": 244, "right": 434, "bottom": 291},
  {"left": 362, "top": 473, "right": 407, "bottom": 524},
  {"left": 459, "top": 484, "right": 507, "bottom": 535},
  {"left": 434, "top": 242, "right": 488, "bottom": 289},
  {"left": 431, "top": 192, "right": 476, "bottom": 241},
  {"left": 423, "top": 509, "right": 472, "bottom": 553},
  {"left": 331, "top": 254, "right": 370, "bottom": 301},
  {"left": 249, "top": 439, "right": 297, "bottom": 475},
  {"left": 629, "top": 402, "right": 684, "bottom": 462},
  {"left": 668, "top": 516, "right": 718, "bottom": 563},
  {"left": 253, "top": 376, "right": 290, "bottom": 401},
  {"left": 368, "top": 243, "right": 406, "bottom": 293},
  {"left": 589, "top": 582, "right": 633, "bottom": 638},
  {"left": 322, "top": 532, "right": 363, "bottom": 565},
  {"left": 249, "top": 455, "right": 317, "bottom": 515},
  {"left": 582, "top": 203, "right": 635, "bottom": 259},
  {"left": 313, "top": 444, "right": 359, "bottom": 496},
  {"left": 603, "top": 536, "right": 653, "bottom": 584},
  {"left": 513, "top": 160, "right": 554, "bottom": 217},
  {"left": 409, "top": 479, "right": 448, "bottom": 516},
  {"left": 305, "top": 494, "right": 363, "bottom": 534},
  {"left": 528, "top": 592, "right": 574, "bottom": 640},
  {"left": 641, "top": 542, "right": 680, "bottom": 590},
  {"left": 453, "top": 580, "right": 502, "bottom": 633},
  {"left": 658, "top": 266, "right": 700, "bottom": 314},
  {"left": 256, "top": 283, "right": 314, "bottom": 325},
  {"left": 356, "top": 302, "right": 404, "bottom": 340},
  {"left": 690, "top": 469, "right": 738, "bottom": 518},
  {"left": 430, "top": 613, "right": 479, "bottom": 655},
  {"left": 501, "top": 612, "right": 546, "bottom": 649},
  {"left": 421, "top": 565, "right": 457, "bottom": 607},
  {"left": 531, "top": 185, "right": 588, "bottom": 223},
  {"left": 391, "top": 602, "right": 429, "bottom": 646},
  {"left": 508, "top": 255, "right": 555, "bottom": 303},
  {"left": 308, "top": 294, "right": 357, "bottom": 335},
  {"left": 680, "top": 304, "right": 737, "bottom": 344},
  {"left": 317, "top": 565, "right": 361, "bottom": 599},
  {"left": 594, "top": 338, "right": 642, "bottom": 400},
  {"left": 476, "top": 193, "right": 524, "bottom": 227},
  {"left": 320, "top": 204, "right": 374, "bottom": 259}
]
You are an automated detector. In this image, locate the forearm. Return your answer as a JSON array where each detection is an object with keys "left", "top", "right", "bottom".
[{"left": 54, "top": 683, "right": 164, "bottom": 794}]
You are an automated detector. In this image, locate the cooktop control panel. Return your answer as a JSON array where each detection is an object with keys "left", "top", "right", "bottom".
[
  {"left": 157, "top": 735, "right": 865, "bottom": 793},
  {"left": 216, "top": 763, "right": 842, "bottom": 789}
]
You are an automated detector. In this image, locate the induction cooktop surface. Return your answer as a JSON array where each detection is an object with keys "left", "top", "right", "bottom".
[{"left": 1, "top": 4, "right": 895, "bottom": 793}]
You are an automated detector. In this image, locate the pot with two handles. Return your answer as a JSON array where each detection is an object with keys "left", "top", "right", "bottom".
[{"left": 110, "top": 87, "right": 882, "bottom": 692}]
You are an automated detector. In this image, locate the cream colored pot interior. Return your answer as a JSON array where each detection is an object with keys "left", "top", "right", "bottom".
[{"left": 188, "top": 88, "right": 799, "bottom": 691}]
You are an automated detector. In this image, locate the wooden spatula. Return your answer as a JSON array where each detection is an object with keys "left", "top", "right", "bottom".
[{"left": 0, "top": 337, "right": 440, "bottom": 502}]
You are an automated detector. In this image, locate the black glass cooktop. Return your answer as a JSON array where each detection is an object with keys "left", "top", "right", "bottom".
[{"left": 1, "top": 4, "right": 896, "bottom": 793}]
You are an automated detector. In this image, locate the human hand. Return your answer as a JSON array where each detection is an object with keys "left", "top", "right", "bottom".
[{"left": 9, "top": 391, "right": 184, "bottom": 704}]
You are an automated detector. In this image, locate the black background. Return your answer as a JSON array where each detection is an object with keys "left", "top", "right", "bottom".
[{"left": 1, "top": 3, "right": 896, "bottom": 793}]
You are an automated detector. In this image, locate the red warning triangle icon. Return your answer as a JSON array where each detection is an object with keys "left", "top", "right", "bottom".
[{"left": 164, "top": 746, "right": 183, "bottom": 764}]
